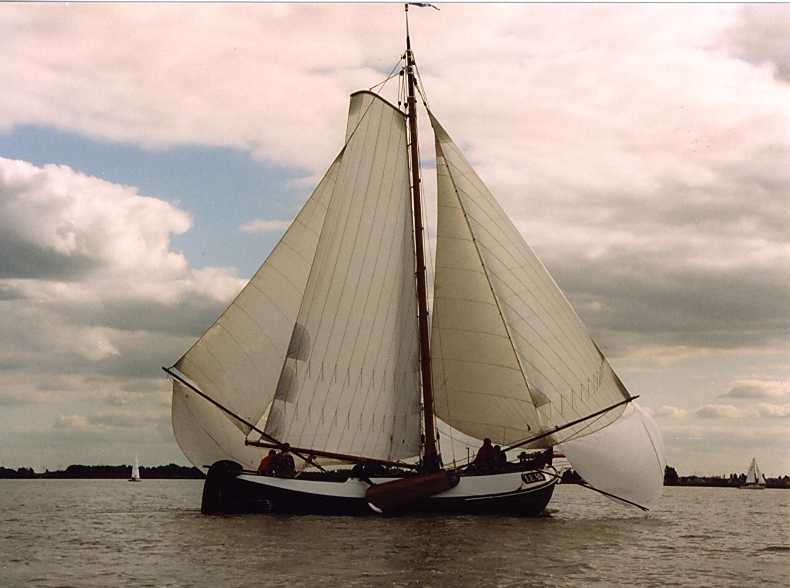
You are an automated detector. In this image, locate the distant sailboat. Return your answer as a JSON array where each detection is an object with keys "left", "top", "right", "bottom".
[
  {"left": 164, "top": 5, "right": 665, "bottom": 516},
  {"left": 741, "top": 458, "right": 766, "bottom": 490},
  {"left": 128, "top": 456, "right": 141, "bottom": 482}
]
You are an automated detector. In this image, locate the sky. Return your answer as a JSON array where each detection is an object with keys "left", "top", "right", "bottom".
[{"left": 0, "top": 3, "right": 788, "bottom": 476}]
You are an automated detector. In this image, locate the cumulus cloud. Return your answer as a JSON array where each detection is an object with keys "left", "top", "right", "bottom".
[
  {"left": 654, "top": 405, "right": 689, "bottom": 419},
  {"left": 695, "top": 403, "right": 790, "bottom": 419},
  {"left": 0, "top": 157, "right": 245, "bottom": 403},
  {"left": 240, "top": 218, "right": 292, "bottom": 234},
  {"left": 720, "top": 379, "right": 790, "bottom": 400},
  {"left": 2, "top": 5, "right": 789, "bottom": 360}
]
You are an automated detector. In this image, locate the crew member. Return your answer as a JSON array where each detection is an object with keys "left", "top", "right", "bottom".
[
  {"left": 257, "top": 449, "right": 276, "bottom": 475},
  {"left": 473, "top": 438, "right": 496, "bottom": 474}
]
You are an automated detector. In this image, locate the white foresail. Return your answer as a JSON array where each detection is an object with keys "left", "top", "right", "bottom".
[
  {"left": 430, "top": 113, "right": 630, "bottom": 443},
  {"left": 431, "top": 128, "right": 545, "bottom": 446},
  {"left": 171, "top": 150, "right": 341, "bottom": 470},
  {"left": 263, "top": 92, "right": 422, "bottom": 461},
  {"left": 429, "top": 112, "right": 665, "bottom": 508}
]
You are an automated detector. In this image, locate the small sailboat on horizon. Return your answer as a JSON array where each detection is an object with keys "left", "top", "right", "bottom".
[
  {"left": 128, "top": 456, "right": 141, "bottom": 482},
  {"left": 163, "top": 5, "right": 665, "bottom": 516},
  {"left": 740, "top": 458, "right": 766, "bottom": 490}
]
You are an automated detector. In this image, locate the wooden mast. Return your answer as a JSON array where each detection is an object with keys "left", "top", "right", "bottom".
[{"left": 405, "top": 5, "right": 440, "bottom": 472}]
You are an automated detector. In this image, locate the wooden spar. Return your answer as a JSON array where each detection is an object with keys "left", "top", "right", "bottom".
[
  {"left": 244, "top": 439, "right": 419, "bottom": 471},
  {"left": 163, "top": 366, "right": 417, "bottom": 472},
  {"left": 579, "top": 482, "right": 649, "bottom": 512},
  {"left": 405, "top": 7, "right": 439, "bottom": 472},
  {"left": 164, "top": 366, "right": 324, "bottom": 471},
  {"left": 502, "top": 395, "right": 639, "bottom": 453}
]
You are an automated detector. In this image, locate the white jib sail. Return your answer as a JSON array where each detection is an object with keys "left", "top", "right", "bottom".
[
  {"left": 429, "top": 112, "right": 665, "bottom": 508},
  {"left": 263, "top": 92, "right": 422, "bottom": 461},
  {"left": 171, "top": 149, "right": 342, "bottom": 471},
  {"left": 431, "top": 129, "right": 545, "bottom": 445}
]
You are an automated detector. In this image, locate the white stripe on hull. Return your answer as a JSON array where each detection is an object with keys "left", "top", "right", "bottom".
[{"left": 238, "top": 469, "right": 557, "bottom": 501}]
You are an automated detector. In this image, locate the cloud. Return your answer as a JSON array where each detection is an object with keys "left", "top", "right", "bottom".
[
  {"left": 654, "top": 405, "right": 689, "bottom": 419},
  {"left": 0, "top": 156, "right": 247, "bottom": 414},
  {"left": 1, "top": 5, "right": 788, "bottom": 362},
  {"left": 2, "top": 4, "right": 790, "bottom": 471},
  {"left": 726, "top": 5, "right": 790, "bottom": 82},
  {"left": 694, "top": 403, "right": 790, "bottom": 419},
  {"left": 240, "top": 218, "right": 292, "bottom": 234},
  {"left": 53, "top": 414, "right": 90, "bottom": 430},
  {"left": 720, "top": 379, "right": 790, "bottom": 400}
]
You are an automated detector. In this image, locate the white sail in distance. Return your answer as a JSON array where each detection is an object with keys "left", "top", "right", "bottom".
[
  {"left": 428, "top": 112, "right": 665, "bottom": 508},
  {"left": 745, "top": 458, "right": 765, "bottom": 485},
  {"left": 263, "top": 92, "right": 422, "bottom": 461}
]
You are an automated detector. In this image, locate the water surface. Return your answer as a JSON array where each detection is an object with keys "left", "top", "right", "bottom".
[{"left": 1, "top": 480, "right": 787, "bottom": 586}]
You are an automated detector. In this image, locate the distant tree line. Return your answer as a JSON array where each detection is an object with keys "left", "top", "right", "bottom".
[
  {"left": 559, "top": 465, "right": 790, "bottom": 489},
  {"left": 0, "top": 464, "right": 204, "bottom": 479}
]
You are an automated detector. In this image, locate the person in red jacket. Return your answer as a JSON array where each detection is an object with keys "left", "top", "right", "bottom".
[{"left": 257, "top": 449, "right": 276, "bottom": 475}]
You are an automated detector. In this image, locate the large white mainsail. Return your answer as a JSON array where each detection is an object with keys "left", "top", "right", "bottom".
[
  {"left": 429, "top": 112, "right": 665, "bottom": 509},
  {"left": 171, "top": 147, "right": 342, "bottom": 471},
  {"left": 262, "top": 92, "right": 422, "bottom": 461}
]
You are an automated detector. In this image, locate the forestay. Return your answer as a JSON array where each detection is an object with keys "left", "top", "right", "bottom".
[
  {"left": 429, "top": 113, "right": 629, "bottom": 446},
  {"left": 171, "top": 148, "right": 341, "bottom": 470},
  {"left": 264, "top": 92, "right": 422, "bottom": 461}
]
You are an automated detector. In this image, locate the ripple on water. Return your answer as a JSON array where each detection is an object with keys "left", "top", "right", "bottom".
[{"left": 1, "top": 481, "right": 788, "bottom": 586}]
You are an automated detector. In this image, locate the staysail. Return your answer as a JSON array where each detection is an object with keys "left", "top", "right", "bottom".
[
  {"left": 262, "top": 92, "right": 422, "bottom": 462},
  {"left": 171, "top": 147, "right": 341, "bottom": 470},
  {"left": 429, "top": 112, "right": 665, "bottom": 508}
]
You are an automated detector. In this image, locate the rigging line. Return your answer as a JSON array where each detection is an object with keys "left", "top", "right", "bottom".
[
  {"left": 369, "top": 55, "right": 406, "bottom": 93},
  {"left": 579, "top": 482, "right": 649, "bottom": 512},
  {"left": 163, "top": 366, "right": 327, "bottom": 473},
  {"left": 502, "top": 395, "right": 638, "bottom": 453},
  {"left": 414, "top": 62, "right": 430, "bottom": 108}
]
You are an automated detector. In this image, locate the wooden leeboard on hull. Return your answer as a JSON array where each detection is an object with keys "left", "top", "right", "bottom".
[{"left": 365, "top": 470, "right": 459, "bottom": 513}]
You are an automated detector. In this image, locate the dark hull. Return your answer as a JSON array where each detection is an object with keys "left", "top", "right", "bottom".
[{"left": 201, "top": 461, "right": 557, "bottom": 516}]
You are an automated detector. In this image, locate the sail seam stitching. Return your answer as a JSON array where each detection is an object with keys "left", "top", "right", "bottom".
[{"left": 437, "top": 142, "right": 538, "bottom": 410}]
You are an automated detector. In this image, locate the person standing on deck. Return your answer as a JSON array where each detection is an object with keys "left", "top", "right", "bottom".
[{"left": 473, "top": 438, "right": 497, "bottom": 474}]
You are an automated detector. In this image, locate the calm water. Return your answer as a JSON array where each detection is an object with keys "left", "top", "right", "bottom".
[{"left": 0, "top": 480, "right": 787, "bottom": 587}]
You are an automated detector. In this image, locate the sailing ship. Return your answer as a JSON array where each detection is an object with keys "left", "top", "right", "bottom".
[
  {"left": 164, "top": 7, "right": 665, "bottom": 516},
  {"left": 128, "top": 456, "right": 141, "bottom": 482},
  {"left": 741, "top": 458, "right": 766, "bottom": 490}
]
